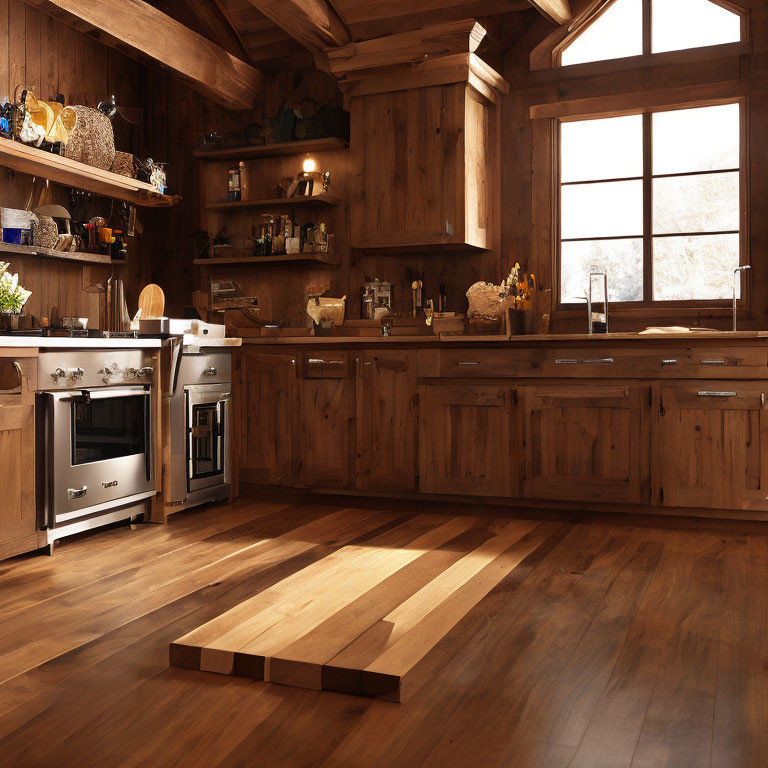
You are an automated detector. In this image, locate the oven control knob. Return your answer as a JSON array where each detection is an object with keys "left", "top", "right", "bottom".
[
  {"left": 203, "top": 366, "right": 218, "bottom": 376},
  {"left": 51, "top": 368, "right": 66, "bottom": 383},
  {"left": 69, "top": 367, "right": 85, "bottom": 381},
  {"left": 137, "top": 366, "right": 154, "bottom": 378}
]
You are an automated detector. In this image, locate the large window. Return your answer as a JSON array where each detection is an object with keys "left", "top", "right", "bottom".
[
  {"left": 559, "top": 103, "right": 742, "bottom": 305},
  {"left": 561, "top": 0, "right": 743, "bottom": 67}
]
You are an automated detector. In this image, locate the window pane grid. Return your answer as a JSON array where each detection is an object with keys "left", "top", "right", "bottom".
[{"left": 558, "top": 103, "right": 741, "bottom": 306}]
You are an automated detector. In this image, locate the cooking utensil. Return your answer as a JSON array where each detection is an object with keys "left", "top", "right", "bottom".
[{"left": 138, "top": 283, "right": 165, "bottom": 319}]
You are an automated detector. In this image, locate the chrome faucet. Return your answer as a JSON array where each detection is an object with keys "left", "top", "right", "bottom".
[
  {"left": 587, "top": 271, "right": 609, "bottom": 334},
  {"left": 733, "top": 265, "right": 750, "bottom": 331}
]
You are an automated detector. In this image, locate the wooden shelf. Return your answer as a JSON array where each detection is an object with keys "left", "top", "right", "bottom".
[
  {"left": 194, "top": 251, "right": 339, "bottom": 267},
  {"left": 0, "top": 137, "right": 180, "bottom": 207},
  {"left": 193, "top": 137, "right": 349, "bottom": 160},
  {"left": 0, "top": 241, "right": 115, "bottom": 265},
  {"left": 206, "top": 194, "right": 341, "bottom": 211}
]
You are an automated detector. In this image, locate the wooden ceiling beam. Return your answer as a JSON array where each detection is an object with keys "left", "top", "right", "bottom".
[
  {"left": 23, "top": 0, "right": 264, "bottom": 110},
  {"left": 526, "top": 0, "right": 572, "bottom": 24},
  {"left": 184, "top": 0, "right": 256, "bottom": 65},
  {"left": 246, "top": 0, "right": 351, "bottom": 52}
]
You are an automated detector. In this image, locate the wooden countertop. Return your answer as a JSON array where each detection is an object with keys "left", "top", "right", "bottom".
[{"left": 241, "top": 331, "right": 768, "bottom": 346}]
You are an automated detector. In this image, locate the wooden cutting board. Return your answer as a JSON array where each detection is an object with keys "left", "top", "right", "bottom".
[{"left": 138, "top": 283, "right": 165, "bottom": 319}]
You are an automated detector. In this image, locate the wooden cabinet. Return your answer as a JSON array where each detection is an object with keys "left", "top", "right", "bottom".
[
  {"left": 355, "top": 351, "right": 418, "bottom": 492},
  {"left": 653, "top": 383, "right": 768, "bottom": 511},
  {"left": 238, "top": 351, "right": 296, "bottom": 485},
  {"left": 521, "top": 384, "right": 650, "bottom": 504},
  {"left": 350, "top": 83, "right": 499, "bottom": 251},
  {"left": 0, "top": 400, "right": 37, "bottom": 560},
  {"left": 295, "top": 361, "right": 355, "bottom": 489},
  {"left": 419, "top": 384, "right": 515, "bottom": 497},
  {"left": 0, "top": 354, "right": 39, "bottom": 560}
]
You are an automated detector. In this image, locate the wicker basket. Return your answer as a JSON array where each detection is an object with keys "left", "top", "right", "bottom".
[
  {"left": 33, "top": 216, "right": 59, "bottom": 249},
  {"left": 111, "top": 151, "right": 135, "bottom": 178},
  {"left": 61, "top": 106, "right": 115, "bottom": 171}
]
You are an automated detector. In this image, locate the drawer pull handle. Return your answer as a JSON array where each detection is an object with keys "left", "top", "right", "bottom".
[
  {"left": 555, "top": 358, "right": 614, "bottom": 365},
  {"left": 698, "top": 391, "right": 737, "bottom": 398},
  {"left": 458, "top": 361, "right": 480, "bottom": 366},
  {"left": 308, "top": 358, "right": 343, "bottom": 365},
  {"left": 701, "top": 359, "right": 727, "bottom": 366},
  {"left": 661, "top": 359, "right": 677, "bottom": 366},
  {"left": 68, "top": 486, "right": 88, "bottom": 499}
]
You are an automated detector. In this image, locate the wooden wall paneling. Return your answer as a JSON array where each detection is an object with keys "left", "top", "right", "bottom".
[
  {"left": 9, "top": 1, "right": 26, "bottom": 99},
  {"left": 24, "top": 3, "right": 41, "bottom": 95}
]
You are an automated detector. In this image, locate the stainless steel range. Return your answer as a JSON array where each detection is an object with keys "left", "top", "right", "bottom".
[{"left": 37, "top": 349, "right": 156, "bottom": 544}]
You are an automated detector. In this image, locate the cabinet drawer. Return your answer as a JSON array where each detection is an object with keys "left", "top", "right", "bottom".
[
  {"left": 437, "top": 350, "right": 544, "bottom": 378},
  {"left": 300, "top": 352, "right": 351, "bottom": 378},
  {"left": 436, "top": 346, "right": 767, "bottom": 379}
]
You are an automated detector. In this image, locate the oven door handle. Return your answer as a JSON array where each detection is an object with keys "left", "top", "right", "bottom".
[
  {"left": 144, "top": 389, "right": 152, "bottom": 482},
  {"left": 47, "top": 386, "right": 149, "bottom": 402}
]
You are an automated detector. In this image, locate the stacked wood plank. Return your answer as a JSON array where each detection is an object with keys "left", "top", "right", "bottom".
[{"left": 170, "top": 513, "right": 547, "bottom": 701}]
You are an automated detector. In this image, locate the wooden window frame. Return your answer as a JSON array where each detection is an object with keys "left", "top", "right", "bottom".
[
  {"left": 553, "top": 95, "right": 749, "bottom": 315},
  {"left": 551, "top": 0, "right": 748, "bottom": 70}
]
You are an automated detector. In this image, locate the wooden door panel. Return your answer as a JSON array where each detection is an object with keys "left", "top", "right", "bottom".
[
  {"left": 418, "top": 385, "right": 514, "bottom": 497},
  {"left": 355, "top": 352, "right": 417, "bottom": 492},
  {"left": 523, "top": 384, "right": 649, "bottom": 504},
  {"left": 296, "top": 378, "right": 354, "bottom": 489},
  {"left": 0, "top": 404, "right": 36, "bottom": 549},
  {"left": 238, "top": 352, "right": 295, "bottom": 485},
  {"left": 654, "top": 384, "right": 768, "bottom": 511}
]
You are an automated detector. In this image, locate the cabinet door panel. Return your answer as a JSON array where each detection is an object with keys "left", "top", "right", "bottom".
[
  {"left": 522, "top": 384, "right": 649, "bottom": 504},
  {"left": 654, "top": 384, "right": 768, "bottom": 510},
  {"left": 419, "top": 385, "right": 514, "bottom": 497},
  {"left": 0, "top": 404, "right": 36, "bottom": 550},
  {"left": 356, "top": 352, "right": 417, "bottom": 492},
  {"left": 238, "top": 352, "right": 295, "bottom": 485},
  {"left": 296, "top": 378, "right": 354, "bottom": 489}
]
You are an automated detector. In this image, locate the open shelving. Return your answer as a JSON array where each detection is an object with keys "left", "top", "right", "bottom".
[
  {"left": 205, "top": 193, "right": 341, "bottom": 211},
  {"left": 0, "top": 241, "right": 114, "bottom": 265},
  {"left": 193, "top": 137, "right": 349, "bottom": 161},
  {"left": 0, "top": 137, "right": 180, "bottom": 207},
  {"left": 194, "top": 250, "right": 339, "bottom": 267}
]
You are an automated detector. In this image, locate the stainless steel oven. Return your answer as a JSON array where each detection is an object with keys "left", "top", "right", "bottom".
[
  {"left": 37, "top": 350, "right": 156, "bottom": 543},
  {"left": 166, "top": 339, "right": 233, "bottom": 511},
  {"left": 186, "top": 384, "right": 230, "bottom": 493}
]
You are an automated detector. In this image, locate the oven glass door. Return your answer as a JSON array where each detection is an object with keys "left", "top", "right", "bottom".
[
  {"left": 186, "top": 385, "right": 230, "bottom": 492},
  {"left": 72, "top": 394, "right": 146, "bottom": 465}
]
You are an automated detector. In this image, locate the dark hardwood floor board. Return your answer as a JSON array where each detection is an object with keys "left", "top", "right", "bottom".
[
  {"left": 0, "top": 497, "right": 766, "bottom": 767},
  {"left": 537, "top": 539, "right": 663, "bottom": 749},
  {"left": 570, "top": 530, "right": 724, "bottom": 768},
  {"left": 0, "top": 500, "right": 295, "bottom": 618},
  {"left": 629, "top": 536, "right": 724, "bottom": 768},
  {"left": 711, "top": 534, "right": 768, "bottom": 768}
]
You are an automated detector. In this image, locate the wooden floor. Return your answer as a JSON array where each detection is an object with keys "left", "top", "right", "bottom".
[{"left": 0, "top": 494, "right": 767, "bottom": 767}]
